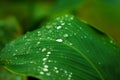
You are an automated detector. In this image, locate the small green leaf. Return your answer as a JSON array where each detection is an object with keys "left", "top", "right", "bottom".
[{"left": 0, "top": 15, "right": 120, "bottom": 80}]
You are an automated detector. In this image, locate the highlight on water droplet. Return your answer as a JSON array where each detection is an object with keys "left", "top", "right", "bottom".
[
  {"left": 44, "top": 65, "right": 49, "bottom": 68},
  {"left": 42, "top": 48, "right": 46, "bottom": 52},
  {"left": 43, "top": 68, "right": 48, "bottom": 72},
  {"left": 40, "top": 71, "right": 44, "bottom": 75},
  {"left": 47, "top": 51, "right": 51, "bottom": 55},
  {"left": 56, "top": 26, "right": 62, "bottom": 30},
  {"left": 56, "top": 39, "right": 63, "bottom": 42},
  {"left": 43, "top": 58, "right": 47, "bottom": 61},
  {"left": 63, "top": 34, "right": 69, "bottom": 37},
  {"left": 61, "top": 22, "right": 65, "bottom": 25},
  {"left": 37, "top": 42, "right": 40, "bottom": 45}
]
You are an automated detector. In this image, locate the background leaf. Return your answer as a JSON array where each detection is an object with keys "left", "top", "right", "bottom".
[
  {"left": 0, "top": 15, "right": 120, "bottom": 80},
  {"left": 77, "top": 0, "right": 120, "bottom": 44},
  {"left": 0, "top": 16, "right": 22, "bottom": 51}
]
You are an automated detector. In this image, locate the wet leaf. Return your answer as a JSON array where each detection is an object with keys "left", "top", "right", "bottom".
[
  {"left": 0, "top": 15, "right": 120, "bottom": 80},
  {"left": 0, "top": 66, "right": 26, "bottom": 80}
]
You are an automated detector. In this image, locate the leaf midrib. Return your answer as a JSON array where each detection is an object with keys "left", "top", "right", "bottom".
[
  {"left": 63, "top": 42, "right": 105, "bottom": 80},
  {"left": 39, "top": 38, "right": 105, "bottom": 79}
]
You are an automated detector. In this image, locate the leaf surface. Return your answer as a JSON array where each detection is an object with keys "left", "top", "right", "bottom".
[
  {"left": 0, "top": 66, "right": 26, "bottom": 80},
  {"left": 0, "top": 15, "right": 120, "bottom": 80}
]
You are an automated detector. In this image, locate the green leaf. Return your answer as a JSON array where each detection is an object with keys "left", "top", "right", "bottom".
[
  {"left": 0, "top": 15, "right": 120, "bottom": 80},
  {"left": 0, "top": 66, "right": 26, "bottom": 80}
]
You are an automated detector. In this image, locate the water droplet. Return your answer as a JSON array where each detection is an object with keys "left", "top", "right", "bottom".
[
  {"left": 30, "top": 61, "right": 34, "bottom": 64},
  {"left": 40, "top": 71, "right": 44, "bottom": 75},
  {"left": 61, "top": 23, "right": 65, "bottom": 25},
  {"left": 54, "top": 67, "right": 58, "bottom": 70},
  {"left": 47, "top": 51, "right": 51, "bottom": 55},
  {"left": 47, "top": 37, "right": 51, "bottom": 39},
  {"left": 55, "top": 70, "right": 59, "bottom": 73},
  {"left": 46, "top": 54, "right": 49, "bottom": 57},
  {"left": 44, "top": 65, "right": 48, "bottom": 68},
  {"left": 60, "top": 20, "right": 63, "bottom": 23},
  {"left": 46, "top": 72, "right": 51, "bottom": 76},
  {"left": 43, "top": 68, "right": 48, "bottom": 72},
  {"left": 56, "top": 39, "right": 63, "bottom": 42},
  {"left": 37, "top": 42, "right": 40, "bottom": 45},
  {"left": 69, "top": 43, "right": 72, "bottom": 45},
  {"left": 64, "top": 70, "right": 68, "bottom": 74},
  {"left": 48, "top": 60, "right": 52, "bottom": 62},
  {"left": 56, "top": 26, "right": 62, "bottom": 29},
  {"left": 43, "top": 58, "right": 47, "bottom": 61},
  {"left": 63, "top": 34, "right": 69, "bottom": 37},
  {"left": 42, "top": 48, "right": 46, "bottom": 52}
]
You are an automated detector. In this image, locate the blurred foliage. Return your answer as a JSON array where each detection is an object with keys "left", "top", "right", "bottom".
[
  {"left": 0, "top": 16, "right": 22, "bottom": 51},
  {"left": 77, "top": 0, "right": 120, "bottom": 44}
]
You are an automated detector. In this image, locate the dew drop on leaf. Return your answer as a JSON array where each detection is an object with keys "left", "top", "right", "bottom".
[
  {"left": 37, "top": 42, "right": 40, "bottom": 45},
  {"left": 55, "top": 70, "right": 59, "bottom": 73},
  {"left": 63, "top": 34, "right": 69, "bottom": 37},
  {"left": 56, "top": 26, "right": 62, "bottom": 30},
  {"left": 69, "top": 43, "right": 73, "bottom": 45},
  {"left": 47, "top": 51, "right": 51, "bottom": 55},
  {"left": 41, "top": 48, "right": 46, "bottom": 52},
  {"left": 42, "top": 58, "right": 47, "bottom": 61},
  {"left": 54, "top": 67, "right": 58, "bottom": 70},
  {"left": 40, "top": 71, "right": 44, "bottom": 75},
  {"left": 43, "top": 68, "right": 48, "bottom": 72},
  {"left": 61, "top": 23, "right": 65, "bottom": 25},
  {"left": 44, "top": 65, "right": 49, "bottom": 68},
  {"left": 46, "top": 72, "right": 51, "bottom": 76},
  {"left": 56, "top": 39, "right": 63, "bottom": 42}
]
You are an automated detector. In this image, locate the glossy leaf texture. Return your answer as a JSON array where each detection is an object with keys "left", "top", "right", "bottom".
[{"left": 0, "top": 15, "right": 120, "bottom": 80}]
